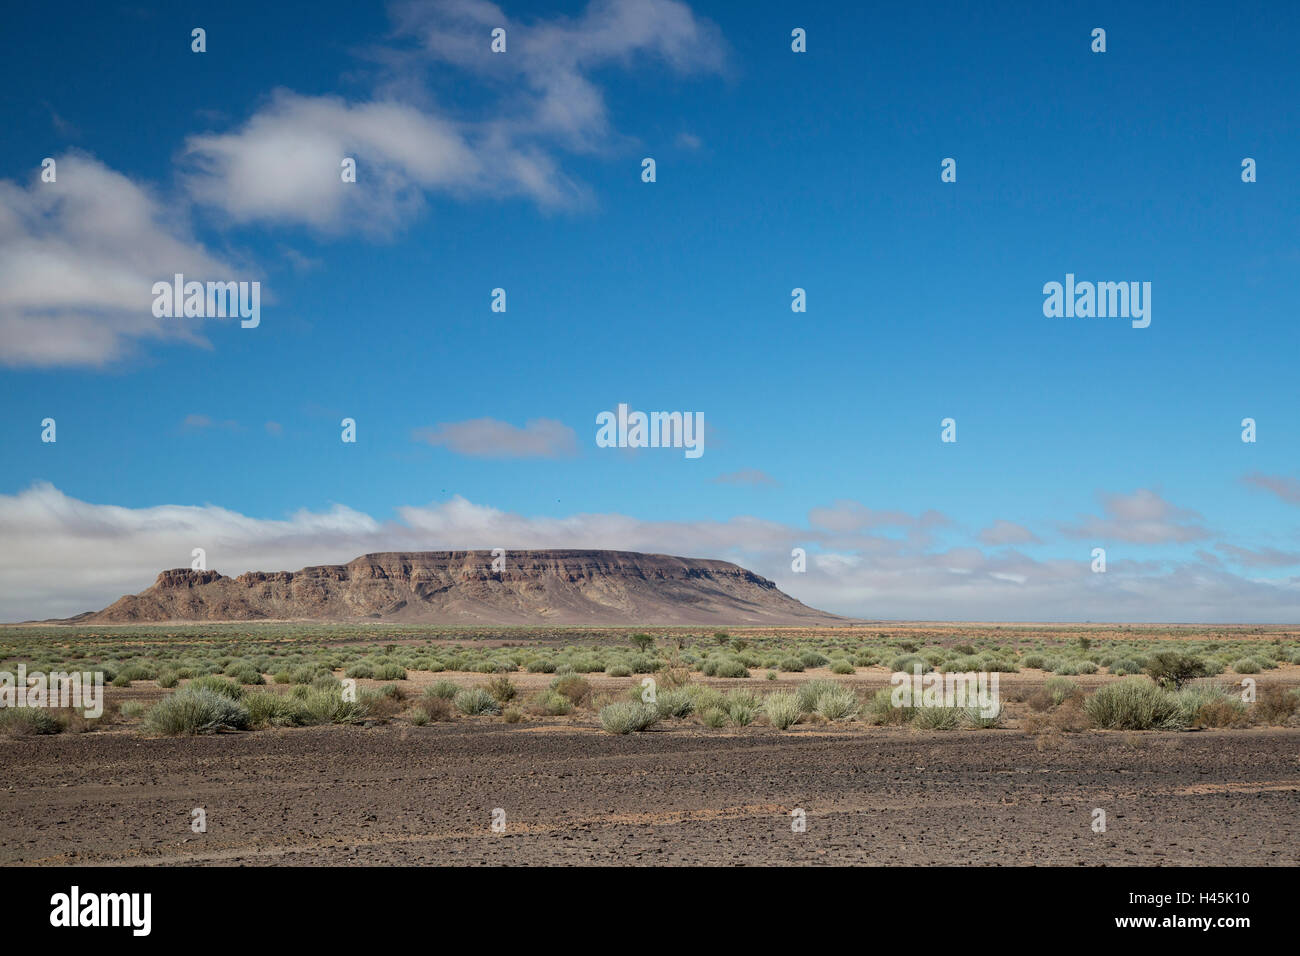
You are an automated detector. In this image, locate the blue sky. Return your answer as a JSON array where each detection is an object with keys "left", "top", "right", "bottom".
[{"left": 2, "top": 0, "right": 1298, "bottom": 621}]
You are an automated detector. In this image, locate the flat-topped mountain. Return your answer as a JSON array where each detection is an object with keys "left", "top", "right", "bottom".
[{"left": 73, "top": 550, "right": 850, "bottom": 626}]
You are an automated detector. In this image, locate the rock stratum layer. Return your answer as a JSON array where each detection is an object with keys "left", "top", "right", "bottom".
[{"left": 74, "top": 550, "right": 850, "bottom": 626}]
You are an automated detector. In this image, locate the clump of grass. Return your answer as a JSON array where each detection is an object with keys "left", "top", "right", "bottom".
[
  {"left": 829, "top": 659, "right": 855, "bottom": 675},
  {"left": 296, "top": 687, "right": 368, "bottom": 725},
  {"left": 911, "top": 705, "right": 964, "bottom": 730},
  {"left": 1232, "top": 658, "right": 1261, "bottom": 674},
  {"left": 143, "top": 687, "right": 251, "bottom": 735},
  {"left": 1254, "top": 685, "right": 1299, "bottom": 725},
  {"left": 549, "top": 675, "right": 592, "bottom": 707},
  {"left": 1044, "top": 676, "right": 1079, "bottom": 706},
  {"left": 598, "top": 701, "right": 659, "bottom": 734},
  {"left": 1084, "top": 678, "right": 1184, "bottom": 730},
  {"left": 654, "top": 688, "right": 694, "bottom": 719},
  {"left": 503, "top": 707, "right": 523, "bottom": 723},
  {"left": 426, "top": 680, "right": 458, "bottom": 700},
  {"left": 417, "top": 696, "right": 454, "bottom": 722},
  {"left": 454, "top": 687, "right": 501, "bottom": 716},
  {"left": 964, "top": 702, "right": 1004, "bottom": 729},
  {"left": 529, "top": 690, "right": 573, "bottom": 716},
  {"left": 890, "top": 653, "right": 930, "bottom": 674},
  {"left": 763, "top": 692, "right": 800, "bottom": 730},
  {"left": 605, "top": 663, "right": 632, "bottom": 677},
  {"left": 0, "top": 706, "right": 62, "bottom": 736},
  {"left": 118, "top": 700, "right": 146, "bottom": 718},
  {"left": 812, "top": 685, "right": 858, "bottom": 721},
  {"left": 243, "top": 690, "right": 306, "bottom": 728},
  {"left": 795, "top": 679, "right": 842, "bottom": 714},
  {"left": 186, "top": 675, "right": 244, "bottom": 700},
  {"left": 486, "top": 676, "right": 517, "bottom": 703},
  {"left": 699, "top": 706, "right": 728, "bottom": 728},
  {"left": 866, "top": 687, "right": 916, "bottom": 725}
]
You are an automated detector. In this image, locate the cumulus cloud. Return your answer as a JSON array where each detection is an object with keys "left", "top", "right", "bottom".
[
  {"left": 1216, "top": 544, "right": 1300, "bottom": 569},
  {"left": 0, "top": 154, "right": 240, "bottom": 367},
  {"left": 5, "top": 482, "right": 1299, "bottom": 623},
  {"left": 1060, "top": 488, "right": 1210, "bottom": 544},
  {"left": 412, "top": 417, "right": 578, "bottom": 458},
  {"left": 978, "top": 519, "right": 1041, "bottom": 546},
  {"left": 1243, "top": 472, "right": 1300, "bottom": 505},
  {"left": 182, "top": 0, "right": 725, "bottom": 231}
]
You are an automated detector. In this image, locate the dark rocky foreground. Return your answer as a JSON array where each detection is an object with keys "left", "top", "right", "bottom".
[{"left": 3, "top": 723, "right": 1296, "bottom": 866}]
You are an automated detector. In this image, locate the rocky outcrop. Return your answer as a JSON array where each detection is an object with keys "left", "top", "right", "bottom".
[{"left": 77, "top": 550, "right": 849, "bottom": 626}]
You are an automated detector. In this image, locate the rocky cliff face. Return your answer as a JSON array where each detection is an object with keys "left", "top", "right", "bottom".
[{"left": 77, "top": 550, "right": 849, "bottom": 626}]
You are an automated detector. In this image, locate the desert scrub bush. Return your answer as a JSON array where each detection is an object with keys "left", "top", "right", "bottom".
[
  {"left": 889, "top": 654, "right": 930, "bottom": 674},
  {"left": 243, "top": 690, "right": 307, "bottom": 728},
  {"left": 799, "top": 650, "right": 830, "bottom": 669},
  {"left": 598, "top": 701, "right": 659, "bottom": 734},
  {"left": 0, "top": 706, "right": 61, "bottom": 736},
  {"left": 407, "top": 707, "right": 430, "bottom": 726},
  {"left": 417, "top": 696, "right": 454, "bottom": 722},
  {"left": 1084, "top": 679, "right": 1184, "bottom": 731},
  {"left": 941, "top": 655, "right": 984, "bottom": 673},
  {"left": 779, "top": 657, "right": 805, "bottom": 673},
  {"left": 301, "top": 687, "right": 368, "bottom": 725},
  {"left": 763, "top": 692, "right": 801, "bottom": 729},
  {"left": 426, "top": 680, "right": 459, "bottom": 700},
  {"left": 812, "top": 685, "right": 859, "bottom": 721},
  {"left": 964, "top": 702, "right": 1004, "bottom": 729},
  {"left": 157, "top": 669, "right": 180, "bottom": 689},
  {"left": 1043, "top": 676, "right": 1080, "bottom": 707},
  {"left": 713, "top": 658, "right": 750, "bottom": 679},
  {"left": 549, "top": 675, "right": 591, "bottom": 707},
  {"left": 1231, "top": 658, "right": 1261, "bottom": 674},
  {"left": 486, "top": 676, "right": 517, "bottom": 703},
  {"left": 699, "top": 706, "right": 728, "bottom": 728},
  {"left": 1110, "top": 659, "right": 1141, "bottom": 676},
  {"left": 226, "top": 665, "right": 265, "bottom": 685},
  {"left": 911, "top": 705, "right": 964, "bottom": 730},
  {"left": 1144, "top": 652, "right": 1210, "bottom": 690},
  {"left": 530, "top": 690, "right": 573, "bottom": 716},
  {"left": 1020, "top": 653, "right": 1047, "bottom": 669},
  {"left": 186, "top": 675, "right": 244, "bottom": 700},
  {"left": 344, "top": 662, "right": 375, "bottom": 679},
  {"left": 1052, "top": 660, "right": 1081, "bottom": 676},
  {"left": 503, "top": 707, "right": 523, "bottom": 723},
  {"left": 654, "top": 688, "right": 694, "bottom": 719},
  {"left": 605, "top": 663, "right": 632, "bottom": 677},
  {"left": 1176, "top": 685, "right": 1247, "bottom": 728},
  {"left": 373, "top": 663, "right": 407, "bottom": 681},
  {"left": 118, "top": 700, "right": 146, "bottom": 718},
  {"left": 1254, "top": 685, "right": 1299, "bottom": 725},
  {"left": 795, "top": 679, "right": 842, "bottom": 714},
  {"left": 829, "top": 659, "right": 855, "bottom": 675},
  {"left": 454, "top": 688, "right": 501, "bottom": 716},
  {"left": 853, "top": 652, "right": 879, "bottom": 667},
  {"left": 866, "top": 687, "right": 915, "bottom": 725},
  {"left": 144, "top": 688, "right": 251, "bottom": 735},
  {"left": 526, "top": 658, "right": 557, "bottom": 673}
]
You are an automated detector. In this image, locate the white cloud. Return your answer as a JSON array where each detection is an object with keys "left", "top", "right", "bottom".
[
  {"left": 1243, "top": 472, "right": 1300, "bottom": 505},
  {"left": 412, "top": 417, "right": 578, "bottom": 458},
  {"left": 0, "top": 154, "right": 239, "bottom": 367},
  {"left": 1060, "top": 488, "right": 1210, "bottom": 544},
  {"left": 978, "top": 519, "right": 1041, "bottom": 546},
  {"left": 3, "top": 482, "right": 1299, "bottom": 623},
  {"left": 182, "top": 0, "right": 725, "bottom": 231}
]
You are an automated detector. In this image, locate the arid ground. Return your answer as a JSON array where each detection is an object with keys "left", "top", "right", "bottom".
[{"left": 2, "top": 624, "right": 1298, "bottom": 866}]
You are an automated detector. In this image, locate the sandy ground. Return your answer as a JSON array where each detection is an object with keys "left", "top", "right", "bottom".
[{"left": 3, "top": 714, "right": 1297, "bottom": 866}]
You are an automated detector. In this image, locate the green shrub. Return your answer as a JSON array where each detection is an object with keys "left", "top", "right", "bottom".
[
  {"left": 144, "top": 688, "right": 251, "bottom": 735},
  {"left": 890, "top": 654, "right": 930, "bottom": 674},
  {"left": 455, "top": 688, "right": 501, "bottom": 716},
  {"left": 243, "top": 691, "right": 306, "bottom": 728},
  {"left": 549, "top": 675, "right": 591, "bottom": 706},
  {"left": 798, "top": 651, "right": 829, "bottom": 669},
  {"left": 812, "top": 686, "right": 858, "bottom": 721},
  {"left": 599, "top": 701, "right": 659, "bottom": 734},
  {"left": 779, "top": 657, "right": 805, "bottom": 672},
  {"left": 118, "top": 700, "right": 146, "bottom": 718},
  {"left": 713, "top": 658, "right": 750, "bottom": 679},
  {"left": 486, "top": 676, "right": 517, "bottom": 703},
  {"left": 699, "top": 706, "right": 728, "bottom": 728},
  {"left": 829, "top": 659, "right": 855, "bottom": 675},
  {"left": 911, "top": 705, "right": 964, "bottom": 730},
  {"left": 1085, "top": 679, "right": 1184, "bottom": 730},
  {"left": 655, "top": 688, "right": 694, "bottom": 719},
  {"left": 1144, "top": 652, "right": 1210, "bottom": 689},
  {"left": 427, "top": 680, "right": 458, "bottom": 700},
  {"left": 606, "top": 663, "right": 632, "bottom": 677},
  {"left": 374, "top": 663, "right": 407, "bottom": 681},
  {"left": 796, "top": 679, "right": 842, "bottom": 714},
  {"left": 1176, "top": 684, "right": 1247, "bottom": 728},
  {"left": 1232, "top": 658, "right": 1261, "bottom": 674},
  {"left": 0, "top": 707, "right": 61, "bottom": 736},
  {"left": 763, "top": 692, "right": 800, "bottom": 729},
  {"left": 1044, "top": 676, "right": 1079, "bottom": 706},
  {"left": 186, "top": 675, "right": 244, "bottom": 699}
]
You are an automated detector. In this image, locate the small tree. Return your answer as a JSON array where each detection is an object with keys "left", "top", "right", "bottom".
[
  {"left": 631, "top": 633, "right": 656, "bottom": 653},
  {"left": 1144, "top": 651, "right": 1209, "bottom": 690}
]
